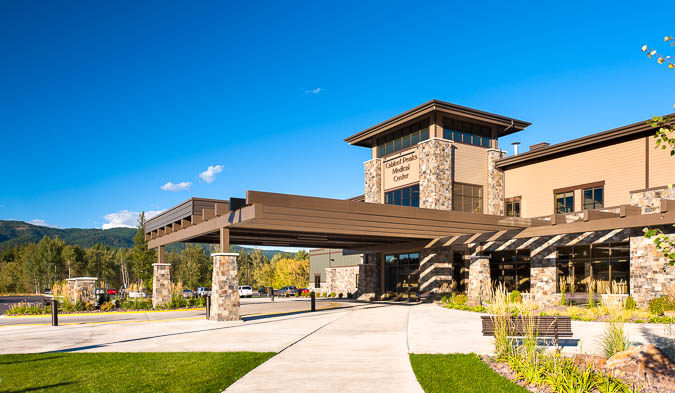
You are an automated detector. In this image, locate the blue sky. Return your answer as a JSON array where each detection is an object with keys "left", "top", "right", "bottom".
[{"left": 1, "top": 1, "right": 673, "bottom": 232}]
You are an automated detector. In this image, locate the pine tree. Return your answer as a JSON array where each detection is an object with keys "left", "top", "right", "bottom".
[{"left": 130, "top": 212, "right": 156, "bottom": 286}]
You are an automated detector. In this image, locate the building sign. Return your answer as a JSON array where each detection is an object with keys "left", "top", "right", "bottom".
[{"left": 383, "top": 151, "right": 419, "bottom": 190}]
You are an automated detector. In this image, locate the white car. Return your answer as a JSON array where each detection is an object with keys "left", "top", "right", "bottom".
[
  {"left": 238, "top": 285, "right": 253, "bottom": 298},
  {"left": 128, "top": 291, "right": 146, "bottom": 298}
]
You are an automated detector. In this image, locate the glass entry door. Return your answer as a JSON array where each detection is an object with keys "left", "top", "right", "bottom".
[{"left": 384, "top": 252, "right": 420, "bottom": 297}]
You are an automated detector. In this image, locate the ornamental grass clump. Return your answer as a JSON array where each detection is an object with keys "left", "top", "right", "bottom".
[
  {"left": 486, "top": 283, "right": 514, "bottom": 359},
  {"left": 599, "top": 295, "right": 631, "bottom": 358}
]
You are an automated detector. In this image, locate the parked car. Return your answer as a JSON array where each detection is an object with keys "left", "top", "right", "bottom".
[
  {"left": 258, "top": 287, "right": 270, "bottom": 296},
  {"left": 95, "top": 287, "right": 106, "bottom": 295},
  {"left": 299, "top": 288, "right": 309, "bottom": 294},
  {"left": 107, "top": 288, "right": 118, "bottom": 295},
  {"left": 195, "top": 287, "right": 212, "bottom": 297},
  {"left": 128, "top": 291, "right": 146, "bottom": 298},
  {"left": 238, "top": 285, "right": 253, "bottom": 298},
  {"left": 279, "top": 286, "right": 298, "bottom": 296},
  {"left": 182, "top": 289, "right": 194, "bottom": 298},
  {"left": 43, "top": 288, "right": 53, "bottom": 295}
]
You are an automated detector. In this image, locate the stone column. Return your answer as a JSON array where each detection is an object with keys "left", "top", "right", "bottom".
[
  {"left": 66, "top": 277, "right": 97, "bottom": 304},
  {"left": 530, "top": 254, "right": 557, "bottom": 307},
  {"left": 418, "top": 138, "right": 453, "bottom": 210},
  {"left": 419, "top": 248, "right": 453, "bottom": 294},
  {"left": 152, "top": 263, "right": 171, "bottom": 308},
  {"left": 364, "top": 158, "right": 382, "bottom": 203},
  {"left": 486, "top": 148, "right": 506, "bottom": 215},
  {"left": 357, "top": 262, "right": 376, "bottom": 301},
  {"left": 630, "top": 228, "right": 675, "bottom": 307},
  {"left": 467, "top": 256, "right": 491, "bottom": 304},
  {"left": 210, "top": 252, "right": 240, "bottom": 321}
]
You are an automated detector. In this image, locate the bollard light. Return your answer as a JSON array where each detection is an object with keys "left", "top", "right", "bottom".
[
  {"left": 310, "top": 292, "right": 316, "bottom": 312},
  {"left": 52, "top": 299, "right": 58, "bottom": 326},
  {"left": 205, "top": 295, "right": 210, "bottom": 320}
]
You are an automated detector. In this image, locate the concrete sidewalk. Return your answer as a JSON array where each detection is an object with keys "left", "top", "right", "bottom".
[{"left": 225, "top": 303, "right": 424, "bottom": 393}]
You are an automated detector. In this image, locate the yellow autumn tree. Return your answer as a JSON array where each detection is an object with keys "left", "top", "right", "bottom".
[{"left": 273, "top": 258, "right": 309, "bottom": 288}]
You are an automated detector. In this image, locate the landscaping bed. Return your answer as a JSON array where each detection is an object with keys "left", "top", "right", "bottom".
[
  {"left": 0, "top": 352, "right": 274, "bottom": 392},
  {"left": 4, "top": 296, "right": 207, "bottom": 316}
]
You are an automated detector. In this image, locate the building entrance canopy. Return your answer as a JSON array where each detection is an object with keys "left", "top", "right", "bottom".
[{"left": 145, "top": 191, "right": 543, "bottom": 250}]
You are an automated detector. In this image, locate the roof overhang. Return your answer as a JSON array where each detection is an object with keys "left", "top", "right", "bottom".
[
  {"left": 496, "top": 117, "right": 671, "bottom": 170},
  {"left": 145, "top": 190, "right": 543, "bottom": 250},
  {"left": 344, "top": 99, "right": 531, "bottom": 147}
]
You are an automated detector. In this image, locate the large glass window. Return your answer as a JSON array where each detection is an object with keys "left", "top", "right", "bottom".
[
  {"left": 453, "top": 183, "right": 483, "bottom": 213},
  {"left": 557, "top": 242, "right": 629, "bottom": 295},
  {"left": 555, "top": 191, "right": 574, "bottom": 213},
  {"left": 489, "top": 250, "right": 531, "bottom": 292},
  {"left": 442, "top": 117, "right": 491, "bottom": 147},
  {"left": 583, "top": 187, "right": 604, "bottom": 210},
  {"left": 376, "top": 119, "right": 430, "bottom": 158},
  {"left": 385, "top": 185, "right": 419, "bottom": 207}
]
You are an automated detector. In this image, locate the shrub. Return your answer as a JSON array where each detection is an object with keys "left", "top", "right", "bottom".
[
  {"left": 338, "top": 293, "right": 343, "bottom": 298},
  {"left": 6, "top": 302, "right": 50, "bottom": 315},
  {"left": 509, "top": 290, "right": 522, "bottom": 303},
  {"left": 441, "top": 296, "right": 448, "bottom": 304},
  {"left": 330, "top": 292, "right": 336, "bottom": 298},
  {"left": 649, "top": 296, "right": 669, "bottom": 315},
  {"left": 624, "top": 296, "right": 637, "bottom": 310},
  {"left": 453, "top": 294, "right": 468, "bottom": 306},
  {"left": 100, "top": 302, "right": 115, "bottom": 311},
  {"left": 295, "top": 292, "right": 300, "bottom": 297},
  {"left": 346, "top": 292, "right": 352, "bottom": 299}
]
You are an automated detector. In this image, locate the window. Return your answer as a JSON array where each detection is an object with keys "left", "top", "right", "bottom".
[
  {"left": 583, "top": 187, "right": 603, "bottom": 210},
  {"left": 442, "top": 117, "right": 491, "bottom": 147},
  {"left": 314, "top": 274, "right": 321, "bottom": 288},
  {"left": 385, "top": 185, "right": 419, "bottom": 207},
  {"left": 453, "top": 183, "right": 483, "bottom": 213},
  {"left": 557, "top": 243, "right": 629, "bottom": 295},
  {"left": 489, "top": 249, "right": 531, "bottom": 292},
  {"left": 505, "top": 198, "right": 521, "bottom": 217},
  {"left": 376, "top": 119, "right": 430, "bottom": 158},
  {"left": 555, "top": 191, "right": 574, "bottom": 214}
]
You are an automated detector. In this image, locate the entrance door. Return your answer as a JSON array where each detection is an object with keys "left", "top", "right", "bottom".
[
  {"left": 452, "top": 252, "right": 465, "bottom": 293},
  {"left": 384, "top": 252, "right": 420, "bottom": 298}
]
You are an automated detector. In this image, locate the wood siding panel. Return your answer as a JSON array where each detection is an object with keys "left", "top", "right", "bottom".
[
  {"left": 649, "top": 135, "right": 675, "bottom": 188},
  {"left": 504, "top": 138, "right": 644, "bottom": 217},
  {"left": 453, "top": 143, "right": 488, "bottom": 213}
]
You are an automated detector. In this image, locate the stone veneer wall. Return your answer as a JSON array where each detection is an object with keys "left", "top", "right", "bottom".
[
  {"left": 419, "top": 248, "right": 453, "bottom": 293},
  {"left": 630, "top": 186, "right": 675, "bottom": 213},
  {"left": 364, "top": 158, "right": 382, "bottom": 203},
  {"left": 418, "top": 138, "right": 454, "bottom": 210},
  {"left": 326, "top": 265, "right": 359, "bottom": 296},
  {"left": 152, "top": 263, "right": 171, "bottom": 308},
  {"left": 357, "top": 262, "right": 377, "bottom": 301},
  {"left": 210, "top": 253, "right": 240, "bottom": 321},
  {"left": 467, "top": 256, "right": 491, "bottom": 304},
  {"left": 486, "top": 149, "right": 506, "bottom": 215},
  {"left": 630, "top": 227, "right": 675, "bottom": 307},
  {"left": 66, "top": 277, "right": 97, "bottom": 304}
]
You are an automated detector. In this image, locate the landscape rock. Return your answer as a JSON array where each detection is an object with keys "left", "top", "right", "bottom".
[{"left": 605, "top": 344, "right": 675, "bottom": 392}]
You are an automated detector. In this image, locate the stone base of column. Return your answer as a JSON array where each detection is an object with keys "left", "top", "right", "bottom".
[
  {"left": 210, "top": 253, "right": 240, "bottom": 321},
  {"left": 152, "top": 263, "right": 171, "bottom": 308},
  {"left": 467, "top": 256, "right": 491, "bottom": 305},
  {"left": 531, "top": 257, "right": 557, "bottom": 307}
]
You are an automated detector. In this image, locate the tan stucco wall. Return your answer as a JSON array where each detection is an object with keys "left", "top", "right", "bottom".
[
  {"left": 504, "top": 137, "right": 646, "bottom": 218},
  {"left": 649, "top": 135, "right": 675, "bottom": 188}
]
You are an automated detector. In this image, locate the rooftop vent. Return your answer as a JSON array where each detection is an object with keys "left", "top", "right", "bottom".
[
  {"left": 529, "top": 142, "right": 550, "bottom": 151},
  {"left": 511, "top": 142, "right": 521, "bottom": 156}
]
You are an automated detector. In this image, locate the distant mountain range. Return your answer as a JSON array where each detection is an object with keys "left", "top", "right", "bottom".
[{"left": 0, "top": 220, "right": 294, "bottom": 259}]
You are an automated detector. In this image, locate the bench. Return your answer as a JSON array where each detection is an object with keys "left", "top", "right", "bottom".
[{"left": 480, "top": 315, "right": 573, "bottom": 347}]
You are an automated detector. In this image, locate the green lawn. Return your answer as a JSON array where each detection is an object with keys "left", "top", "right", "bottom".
[
  {"left": 0, "top": 352, "right": 274, "bottom": 393},
  {"left": 409, "top": 353, "right": 528, "bottom": 393}
]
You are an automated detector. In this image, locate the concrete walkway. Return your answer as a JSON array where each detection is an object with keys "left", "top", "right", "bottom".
[{"left": 226, "top": 303, "right": 423, "bottom": 393}]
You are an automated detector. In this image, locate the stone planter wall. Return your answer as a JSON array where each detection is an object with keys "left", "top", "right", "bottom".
[{"left": 66, "top": 277, "right": 97, "bottom": 304}]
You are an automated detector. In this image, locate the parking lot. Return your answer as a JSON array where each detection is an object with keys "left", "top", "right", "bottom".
[{"left": 0, "top": 296, "right": 355, "bottom": 326}]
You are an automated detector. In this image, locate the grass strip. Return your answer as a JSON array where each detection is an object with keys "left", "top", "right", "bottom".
[
  {"left": 0, "top": 352, "right": 274, "bottom": 393},
  {"left": 409, "top": 353, "right": 528, "bottom": 393}
]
